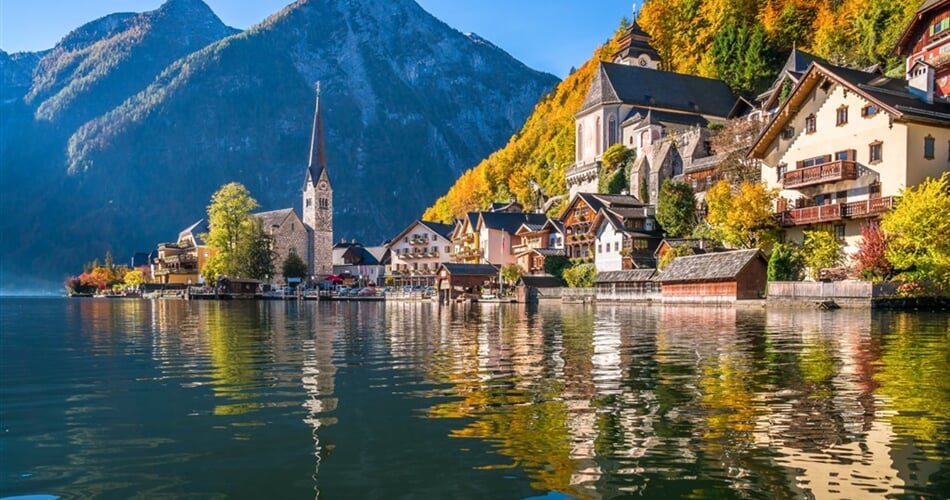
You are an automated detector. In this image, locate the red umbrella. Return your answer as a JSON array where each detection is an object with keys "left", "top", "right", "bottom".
[{"left": 325, "top": 275, "right": 344, "bottom": 283}]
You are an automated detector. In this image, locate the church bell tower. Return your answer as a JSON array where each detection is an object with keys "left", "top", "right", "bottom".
[{"left": 302, "top": 82, "right": 334, "bottom": 277}]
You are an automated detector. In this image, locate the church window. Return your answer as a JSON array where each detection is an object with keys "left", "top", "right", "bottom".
[
  {"left": 805, "top": 114, "right": 816, "bottom": 134},
  {"left": 595, "top": 117, "right": 602, "bottom": 155},
  {"left": 577, "top": 124, "right": 584, "bottom": 160},
  {"left": 306, "top": 198, "right": 312, "bottom": 208},
  {"left": 924, "top": 135, "right": 935, "bottom": 159},
  {"left": 608, "top": 115, "right": 617, "bottom": 145},
  {"left": 291, "top": 222, "right": 295, "bottom": 231},
  {"left": 319, "top": 197, "right": 329, "bottom": 209}
]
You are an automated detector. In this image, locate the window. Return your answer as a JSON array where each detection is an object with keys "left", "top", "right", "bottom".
[
  {"left": 861, "top": 104, "right": 878, "bottom": 118},
  {"left": 445, "top": 246, "right": 450, "bottom": 253},
  {"left": 800, "top": 155, "right": 829, "bottom": 168},
  {"left": 614, "top": 241, "right": 620, "bottom": 252},
  {"left": 834, "top": 224, "right": 846, "bottom": 241},
  {"left": 924, "top": 135, "right": 935, "bottom": 160},
  {"left": 836, "top": 106, "right": 848, "bottom": 126},
  {"left": 805, "top": 114, "right": 816, "bottom": 134},
  {"left": 781, "top": 126, "right": 795, "bottom": 140},
  {"left": 836, "top": 190, "right": 847, "bottom": 203},
  {"left": 595, "top": 116, "right": 602, "bottom": 155},
  {"left": 608, "top": 115, "right": 617, "bottom": 145},
  {"left": 632, "top": 239, "right": 648, "bottom": 250},
  {"left": 577, "top": 124, "right": 583, "bottom": 160},
  {"left": 306, "top": 198, "right": 312, "bottom": 207},
  {"left": 869, "top": 141, "right": 883, "bottom": 164},
  {"left": 598, "top": 244, "right": 602, "bottom": 254},
  {"left": 835, "top": 150, "right": 855, "bottom": 161},
  {"left": 931, "top": 17, "right": 949, "bottom": 35},
  {"left": 319, "top": 197, "right": 329, "bottom": 209},
  {"left": 777, "top": 163, "right": 787, "bottom": 182}
]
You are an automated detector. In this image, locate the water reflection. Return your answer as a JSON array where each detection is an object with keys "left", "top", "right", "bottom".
[{"left": 2, "top": 299, "right": 948, "bottom": 498}]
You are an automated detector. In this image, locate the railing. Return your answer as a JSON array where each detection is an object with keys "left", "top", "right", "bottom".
[
  {"left": 777, "top": 196, "right": 896, "bottom": 226},
  {"left": 841, "top": 196, "right": 895, "bottom": 218},
  {"left": 782, "top": 160, "right": 858, "bottom": 189},
  {"left": 777, "top": 203, "right": 843, "bottom": 226},
  {"left": 162, "top": 254, "right": 197, "bottom": 265},
  {"left": 408, "top": 237, "right": 429, "bottom": 246}
]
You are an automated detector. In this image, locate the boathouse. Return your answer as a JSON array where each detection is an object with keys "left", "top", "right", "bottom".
[
  {"left": 516, "top": 274, "right": 564, "bottom": 303},
  {"left": 435, "top": 263, "right": 499, "bottom": 301},
  {"left": 656, "top": 249, "right": 767, "bottom": 302}
]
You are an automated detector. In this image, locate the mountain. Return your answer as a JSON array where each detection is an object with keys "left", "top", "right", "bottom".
[{"left": 0, "top": 0, "right": 558, "bottom": 288}]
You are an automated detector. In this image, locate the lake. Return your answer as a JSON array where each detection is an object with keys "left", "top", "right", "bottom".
[{"left": 1, "top": 298, "right": 948, "bottom": 498}]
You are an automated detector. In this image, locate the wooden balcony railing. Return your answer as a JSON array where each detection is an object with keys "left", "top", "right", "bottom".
[
  {"left": 777, "top": 196, "right": 895, "bottom": 227},
  {"left": 841, "top": 196, "right": 895, "bottom": 218},
  {"left": 782, "top": 160, "right": 858, "bottom": 189}
]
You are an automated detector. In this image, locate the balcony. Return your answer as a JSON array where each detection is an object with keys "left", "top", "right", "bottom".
[
  {"left": 408, "top": 236, "right": 430, "bottom": 246},
  {"left": 777, "top": 196, "right": 895, "bottom": 227},
  {"left": 782, "top": 160, "right": 858, "bottom": 189}
]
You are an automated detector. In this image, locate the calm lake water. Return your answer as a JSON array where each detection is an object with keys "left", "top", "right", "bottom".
[{"left": 1, "top": 298, "right": 948, "bottom": 499}]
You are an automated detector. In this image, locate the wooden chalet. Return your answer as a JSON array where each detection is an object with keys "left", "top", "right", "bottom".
[
  {"left": 435, "top": 263, "right": 499, "bottom": 302},
  {"left": 656, "top": 249, "right": 767, "bottom": 301}
]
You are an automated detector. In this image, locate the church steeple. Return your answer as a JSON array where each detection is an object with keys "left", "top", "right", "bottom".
[
  {"left": 302, "top": 82, "right": 334, "bottom": 278},
  {"left": 612, "top": 3, "right": 660, "bottom": 68},
  {"left": 306, "top": 82, "right": 329, "bottom": 187}
]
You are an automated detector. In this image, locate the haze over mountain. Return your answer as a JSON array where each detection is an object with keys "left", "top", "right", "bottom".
[{"left": 0, "top": 0, "right": 558, "bottom": 288}]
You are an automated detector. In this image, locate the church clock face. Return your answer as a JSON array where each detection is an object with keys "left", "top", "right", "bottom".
[
  {"left": 318, "top": 180, "right": 328, "bottom": 191},
  {"left": 638, "top": 56, "right": 648, "bottom": 67}
]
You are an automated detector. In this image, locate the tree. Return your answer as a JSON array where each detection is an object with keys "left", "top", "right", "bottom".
[
  {"left": 204, "top": 182, "right": 261, "bottom": 278},
  {"left": 656, "top": 180, "right": 697, "bottom": 237},
  {"left": 206, "top": 182, "right": 260, "bottom": 259},
  {"left": 880, "top": 172, "right": 950, "bottom": 287},
  {"left": 104, "top": 250, "right": 114, "bottom": 270},
  {"left": 282, "top": 249, "right": 309, "bottom": 284},
  {"left": 705, "top": 180, "right": 779, "bottom": 249},
  {"left": 234, "top": 218, "right": 274, "bottom": 281},
  {"left": 562, "top": 263, "right": 596, "bottom": 288},
  {"left": 801, "top": 229, "right": 844, "bottom": 280},
  {"left": 543, "top": 255, "right": 570, "bottom": 283},
  {"left": 767, "top": 242, "right": 804, "bottom": 281},
  {"left": 501, "top": 263, "right": 524, "bottom": 285},
  {"left": 598, "top": 144, "right": 634, "bottom": 194},
  {"left": 659, "top": 244, "right": 695, "bottom": 270},
  {"left": 123, "top": 269, "right": 145, "bottom": 286},
  {"left": 712, "top": 21, "right": 773, "bottom": 93},
  {"left": 853, "top": 221, "right": 892, "bottom": 281},
  {"left": 710, "top": 118, "right": 764, "bottom": 183}
]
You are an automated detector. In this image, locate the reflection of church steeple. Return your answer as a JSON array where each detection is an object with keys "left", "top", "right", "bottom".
[{"left": 612, "top": 4, "right": 660, "bottom": 69}]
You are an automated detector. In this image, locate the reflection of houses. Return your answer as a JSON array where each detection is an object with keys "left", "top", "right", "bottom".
[
  {"left": 253, "top": 208, "right": 308, "bottom": 284},
  {"left": 657, "top": 249, "right": 767, "bottom": 302},
  {"left": 749, "top": 52, "right": 950, "bottom": 256},
  {"left": 153, "top": 219, "right": 217, "bottom": 284},
  {"left": 559, "top": 193, "right": 661, "bottom": 270},
  {"left": 387, "top": 220, "right": 454, "bottom": 287},
  {"left": 332, "top": 240, "right": 390, "bottom": 286}
]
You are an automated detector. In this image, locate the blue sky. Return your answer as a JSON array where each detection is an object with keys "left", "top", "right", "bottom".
[{"left": 0, "top": 0, "right": 636, "bottom": 77}]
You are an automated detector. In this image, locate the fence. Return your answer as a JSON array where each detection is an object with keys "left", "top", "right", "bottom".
[{"left": 767, "top": 281, "right": 900, "bottom": 307}]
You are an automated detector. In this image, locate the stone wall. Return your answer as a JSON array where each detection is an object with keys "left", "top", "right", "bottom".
[{"left": 268, "top": 214, "right": 309, "bottom": 284}]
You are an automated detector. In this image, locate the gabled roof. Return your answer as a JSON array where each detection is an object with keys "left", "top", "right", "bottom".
[
  {"left": 514, "top": 222, "right": 547, "bottom": 235},
  {"left": 622, "top": 107, "right": 711, "bottom": 128},
  {"left": 579, "top": 62, "right": 736, "bottom": 118},
  {"left": 365, "top": 246, "right": 391, "bottom": 265},
  {"left": 518, "top": 274, "right": 563, "bottom": 288},
  {"left": 749, "top": 61, "right": 950, "bottom": 159},
  {"left": 595, "top": 269, "right": 657, "bottom": 283},
  {"left": 438, "top": 263, "right": 499, "bottom": 276},
  {"left": 542, "top": 218, "right": 564, "bottom": 234},
  {"left": 656, "top": 249, "right": 763, "bottom": 283},
  {"left": 478, "top": 212, "right": 549, "bottom": 235},
  {"left": 387, "top": 220, "right": 454, "bottom": 249},
  {"left": 254, "top": 208, "right": 296, "bottom": 228},
  {"left": 893, "top": 0, "right": 950, "bottom": 56},
  {"left": 757, "top": 48, "right": 828, "bottom": 104},
  {"left": 178, "top": 219, "right": 209, "bottom": 247}
]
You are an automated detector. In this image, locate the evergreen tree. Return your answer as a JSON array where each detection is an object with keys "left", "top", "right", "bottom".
[
  {"left": 767, "top": 242, "right": 803, "bottom": 281},
  {"left": 234, "top": 218, "right": 273, "bottom": 281},
  {"left": 656, "top": 180, "right": 697, "bottom": 237},
  {"left": 282, "top": 249, "right": 309, "bottom": 283}
]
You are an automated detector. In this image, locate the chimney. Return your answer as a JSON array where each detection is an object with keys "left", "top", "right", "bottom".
[{"left": 907, "top": 60, "right": 935, "bottom": 105}]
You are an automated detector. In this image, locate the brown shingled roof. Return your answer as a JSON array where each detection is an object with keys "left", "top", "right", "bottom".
[{"left": 656, "top": 249, "right": 763, "bottom": 283}]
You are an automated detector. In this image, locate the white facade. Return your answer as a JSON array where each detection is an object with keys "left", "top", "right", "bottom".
[{"left": 388, "top": 222, "right": 453, "bottom": 275}]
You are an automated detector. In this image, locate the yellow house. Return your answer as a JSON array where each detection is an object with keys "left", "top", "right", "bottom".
[
  {"left": 153, "top": 219, "right": 218, "bottom": 285},
  {"left": 749, "top": 61, "right": 950, "bottom": 257}
]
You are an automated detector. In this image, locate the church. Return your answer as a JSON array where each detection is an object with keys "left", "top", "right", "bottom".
[
  {"left": 255, "top": 84, "right": 334, "bottom": 283},
  {"left": 566, "top": 18, "right": 739, "bottom": 200}
]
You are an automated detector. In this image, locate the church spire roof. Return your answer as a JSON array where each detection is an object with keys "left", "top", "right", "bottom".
[{"left": 306, "top": 82, "right": 328, "bottom": 187}]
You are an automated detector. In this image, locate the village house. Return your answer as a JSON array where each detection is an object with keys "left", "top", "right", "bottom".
[
  {"left": 894, "top": 0, "right": 950, "bottom": 102},
  {"left": 656, "top": 249, "right": 768, "bottom": 302},
  {"left": 152, "top": 219, "right": 217, "bottom": 285},
  {"left": 559, "top": 193, "right": 661, "bottom": 271},
  {"left": 450, "top": 212, "right": 482, "bottom": 264},
  {"left": 748, "top": 55, "right": 950, "bottom": 256},
  {"left": 434, "top": 263, "right": 500, "bottom": 302},
  {"left": 449, "top": 207, "right": 548, "bottom": 267},
  {"left": 512, "top": 218, "right": 564, "bottom": 275},
  {"left": 332, "top": 240, "right": 389, "bottom": 287},
  {"left": 387, "top": 220, "right": 455, "bottom": 287}
]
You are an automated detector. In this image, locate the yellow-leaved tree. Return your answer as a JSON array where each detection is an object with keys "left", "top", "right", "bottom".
[
  {"left": 880, "top": 172, "right": 950, "bottom": 288},
  {"left": 705, "top": 180, "right": 779, "bottom": 249}
]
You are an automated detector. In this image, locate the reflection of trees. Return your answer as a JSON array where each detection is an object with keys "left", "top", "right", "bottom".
[
  {"left": 204, "top": 302, "right": 270, "bottom": 416},
  {"left": 875, "top": 313, "right": 950, "bottom": 456}
]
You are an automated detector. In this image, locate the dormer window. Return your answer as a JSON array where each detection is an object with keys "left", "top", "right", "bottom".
[
  {"left": 861, "top": 104, "right": 878, "bottom": 118},
  {"left": 805, "top": 114, "right": 816, "bottom": 134}
]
